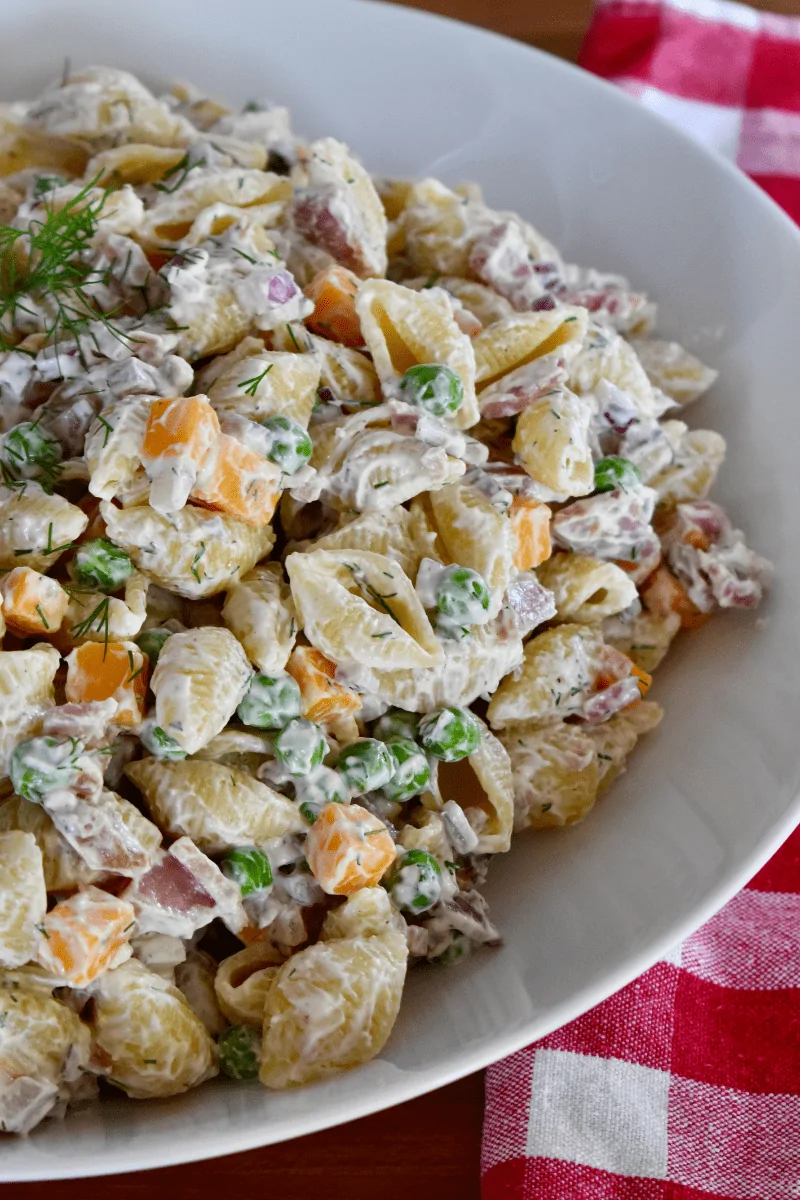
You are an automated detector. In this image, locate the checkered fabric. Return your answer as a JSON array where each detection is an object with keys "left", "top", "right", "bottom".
[
  {"left": 580, "top": 0, "right": 800, "bottom": 220},
  {"left": 482, "top": 3, "right": 800, "bottom": 1195},
  {"left": 482, "top": 830, "right": 800, "bottom": 1198}
]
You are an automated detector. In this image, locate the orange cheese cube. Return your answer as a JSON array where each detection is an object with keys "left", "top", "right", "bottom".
[
  {"left": 65, "top": 639, "right": 147, "bottom": 726},
  {"left": 640, "top": 564, "right": 709, "bottom": 630},
  {"left": 630, "top": 662, "right": 652, "bottom": 698},
  {"left": 0, "top": 566, "right": 68, "bottom": 635},
  {"left": 304, "top": 265, "right": 364, "bottom": 348},
  {"left": 37, "top": 886, "right": 134, "bottom": 986},
  {"left": 510, "top": 497, "right": 552, "bottom": 570},
  {"left": 305, "top": 803, "right": 396, "bottom": 896},
  {"left": 141, "top": 395, "right": 220, "bottom": 465},
  {"left": 190, "top": 434, "right": 280, "bottom": 527},
  {"left": 285, "top": 645, "right": 361, "bottom": 725}
]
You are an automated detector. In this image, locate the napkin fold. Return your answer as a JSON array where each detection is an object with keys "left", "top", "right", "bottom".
[{"left": 481, "top": 2, "right": 800, "bottom": 1195}]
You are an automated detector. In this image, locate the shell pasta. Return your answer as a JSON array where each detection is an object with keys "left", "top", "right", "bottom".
[{"left": 0, "top": 64, "right": 770, "bottom": 1132}]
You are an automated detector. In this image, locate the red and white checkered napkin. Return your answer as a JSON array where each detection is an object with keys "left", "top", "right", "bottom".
[
  {"left": 482, "top": 2, "right": 800, "bottom": 1195},
  {"left": 482, "top": 830, "right": 800, "bottom": 1198}
]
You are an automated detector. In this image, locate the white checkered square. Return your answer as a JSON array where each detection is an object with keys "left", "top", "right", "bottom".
[{"left": 526, "top": 1049, "right": 670, "bottom": 1178}]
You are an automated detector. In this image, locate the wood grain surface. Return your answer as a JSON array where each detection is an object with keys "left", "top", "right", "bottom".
[{"left": 9, "top": 0, "right": 799, "bottom": 1195}]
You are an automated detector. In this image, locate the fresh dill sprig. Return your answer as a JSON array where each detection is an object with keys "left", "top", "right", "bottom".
[
  {"left": 238, "top": 364, "right": 273, "bottom": 396},
  {"left": 0, "top": 173, "right": 135, "bottom": 361},
  {"left": 153, "top": 154, "right": 205, "bottom": 195},
  {"left": 70, "top": 595, "right": 111, "bottom": 654}
]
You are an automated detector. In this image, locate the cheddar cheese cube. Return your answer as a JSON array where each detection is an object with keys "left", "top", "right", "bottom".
[
  {"left": 191, "top": 433, "right": 281, "bottom": 527},
  {"left": 37, "top": 886, "right": 135, "bottom": 986},
  {"left": 65, "top": 639, "right": 147, "bottom": 726},
  {"left": 0, "top": 566, "right": 69, "bottom": 635},
  {"left": 285, "top": 645, "right": 361, "bottom": 726},
  {"left": 304, "top": 264, "right": 364, "bottom": 348},
  {"left": 510, "top": 497, "right": 552, "bottom": 570}
]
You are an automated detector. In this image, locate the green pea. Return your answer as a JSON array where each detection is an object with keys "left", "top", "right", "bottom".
[
  {"left": 237, "top": 673, "right": 302, "bottom": 730},
  {"left": 430, "top": 932, "right": 470, "bottom": 966},
  {"left": 136, "top": 627, "right": 172, "bottom": 666},
  {"left": 9, "top": 736, "right": 82, "bottom": 803},
  {"left": 296, "top": 765, "right": 348, "bottom": 824},
  {"left": 593, "top": 455, "right": 642, "bottom": 494},
  {"left": 260, "top": 415, "right": 312, "bottom": 474},
  {"left": 399, "top": 363, "right": 463, "bottom": 418},
  {"left": 381, "top": 739, "right": 430, "bottom": 802},
  {"left": 4, "top": 422, "right": 60, "bottom": 472},
  {"left": 435, "top": 565, "right": 490, "bottom": 624},
  {"left": 73, "top": 538, "right": 135, "bottom": 593},
  {"left": 385, "top": 848, "right": 442, "bottom": 913},
  {"left": 217, "top": 1025, "right": 260, "bottom": 1080},
  {"left": 373, "top": 709, "right": 419, "bottom": 743},
  {"left": 33, "top": 174, "right": 66, "bottom": 198},
  {"left": 221, "top": 846, "right": 273, "bottom": 896},
  {"left": 274, "top": 717, "right": 327, "bottom": 777},
  {"left": 337, "top": 738, "right": 394, "bottom": 795},
  {"left": 139, "top": 719, "right": 187, "bottom": 761},
  {"left": 418, "top": 706, "right": 481, "bottom": 762}
]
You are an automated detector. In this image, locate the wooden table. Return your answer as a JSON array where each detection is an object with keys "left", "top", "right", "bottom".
[{"left": 11, "top": 1, "right": 800, "bottom": 1196}]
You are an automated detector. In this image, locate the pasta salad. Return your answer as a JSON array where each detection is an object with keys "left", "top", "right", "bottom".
[{"left": 0, "top": 65, "right": 771, "bottom": 1132}]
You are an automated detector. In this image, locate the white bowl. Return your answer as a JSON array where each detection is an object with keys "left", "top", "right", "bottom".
[{"left": 4, "top": 0, "right": 800, "bottom": 1179}]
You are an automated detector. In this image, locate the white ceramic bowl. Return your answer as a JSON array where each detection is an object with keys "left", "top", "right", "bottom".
[{"left": 3, "top": 0, "right": 800, "bottom": 1179}]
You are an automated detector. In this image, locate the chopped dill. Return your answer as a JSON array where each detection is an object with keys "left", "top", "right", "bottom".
[
  {"left": 153, "top": 154, "right": 206, "bottom": 195},
  {"left": 238, "top": 364, "right": 273, "bottom": 396}
]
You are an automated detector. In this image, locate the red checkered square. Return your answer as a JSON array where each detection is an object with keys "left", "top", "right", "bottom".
[{"left": 747, "top": 28, "right": 800, "bottom": 112}]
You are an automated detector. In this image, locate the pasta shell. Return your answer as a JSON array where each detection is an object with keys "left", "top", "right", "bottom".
[
  {"left": 628, "top": 337, "right": 718, "bottom": 407},
  {"left": 355, "top": 278, "right": 479, "bottom": 428},
  {"left": 291, "top": 137, "right": 388, "bottom": 279},
  {"left": 0, "top": 974, "right": 91, "bottom": 1133},
  {"left": 512, "top": 386, "right": 594, "bottom": 499},
  {"left": 435, "top": 722, "right": 514, "bottom": 853},
  {"left": 126, "top": 758, "right": 304, "bottom": 854},
  {"left": 259, "top": 924, "right": 407, "bottom": 1088},
  {"left": 342, "top": 618, "right": 524, "bottom": 713},
  {"left": 100, "top": 501, "right": 275, "bottom": 598},
  {"left": 0, "top": 643, "right": 59, "bottom": 780},
  {"left": 430, "top": 277, "right": 514, "bottom": 328},
  {"left": 602, "top": 609, "right": 681, "bottom": 675},
  {"left": 568, "top": 325, "right": 659, "bottom": 419},
  {"left": 0, "top": 796, "right": 106, "bottom": 891},
  {"left": 223, "top": 562, "right": 297, "bottom": 673},
  {"left": 487, "top": 624, "right": 605, "bottom": 729},
  {"left": 25, "top": 66, "right": 191, "bottom": 147},
  {"left": 307, "top": 503, "right": 439, "bottom": 580},
  {"left": 536, "top": 553, "right": 638, "bottom": 623},
  {"left": 473, "top": 307, "right": 587, "bottom": 390},
  {"left": 649, "top": 426, "right": 726, "bottom": 507},
  {"left": 0, "top": 831, "right": 46, "bottom": 968},
  {"left": 428, "top": 481, "right": 517, "bottom": 617},
  {"left": 0, "top": 483, "right": 88, "bottom": 571},
  {"left": 204, "top": 347, "right": 320, "bottom": 427},
  {"left": 91, "top": 959, "right": 217, "bottom": 1099},
  {"left": 214, "top": 942, "right": 284, "bottom": 1027},
  {"left": 151, "top": 626, "right": 253, "bottom": 754},
  {"left": 498, "top": 721, "right": 600, "bottom": 830},
  {"left": 315, "top": 420, "right": 466, "bottom": 512},
  {"left": 58, "top": 572, "right": 148, "bottom": 650},
  {"left": 270, "top": 322, "right": 379, "bottom": 404},
  {"left": 137, "top": 168, "right": 291, "bottom": 248},
  {"left": 587, "top": 699, "right": 663, "bottom": 793},
  {"left": 85, "top": 398, "right": 151, "bottom": 502},
  {"left": 285, "top": 548, "right": 443, "bottom": 672},
  {"left": 0, "top": 126, "right": 88, "bottom": 179}
]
